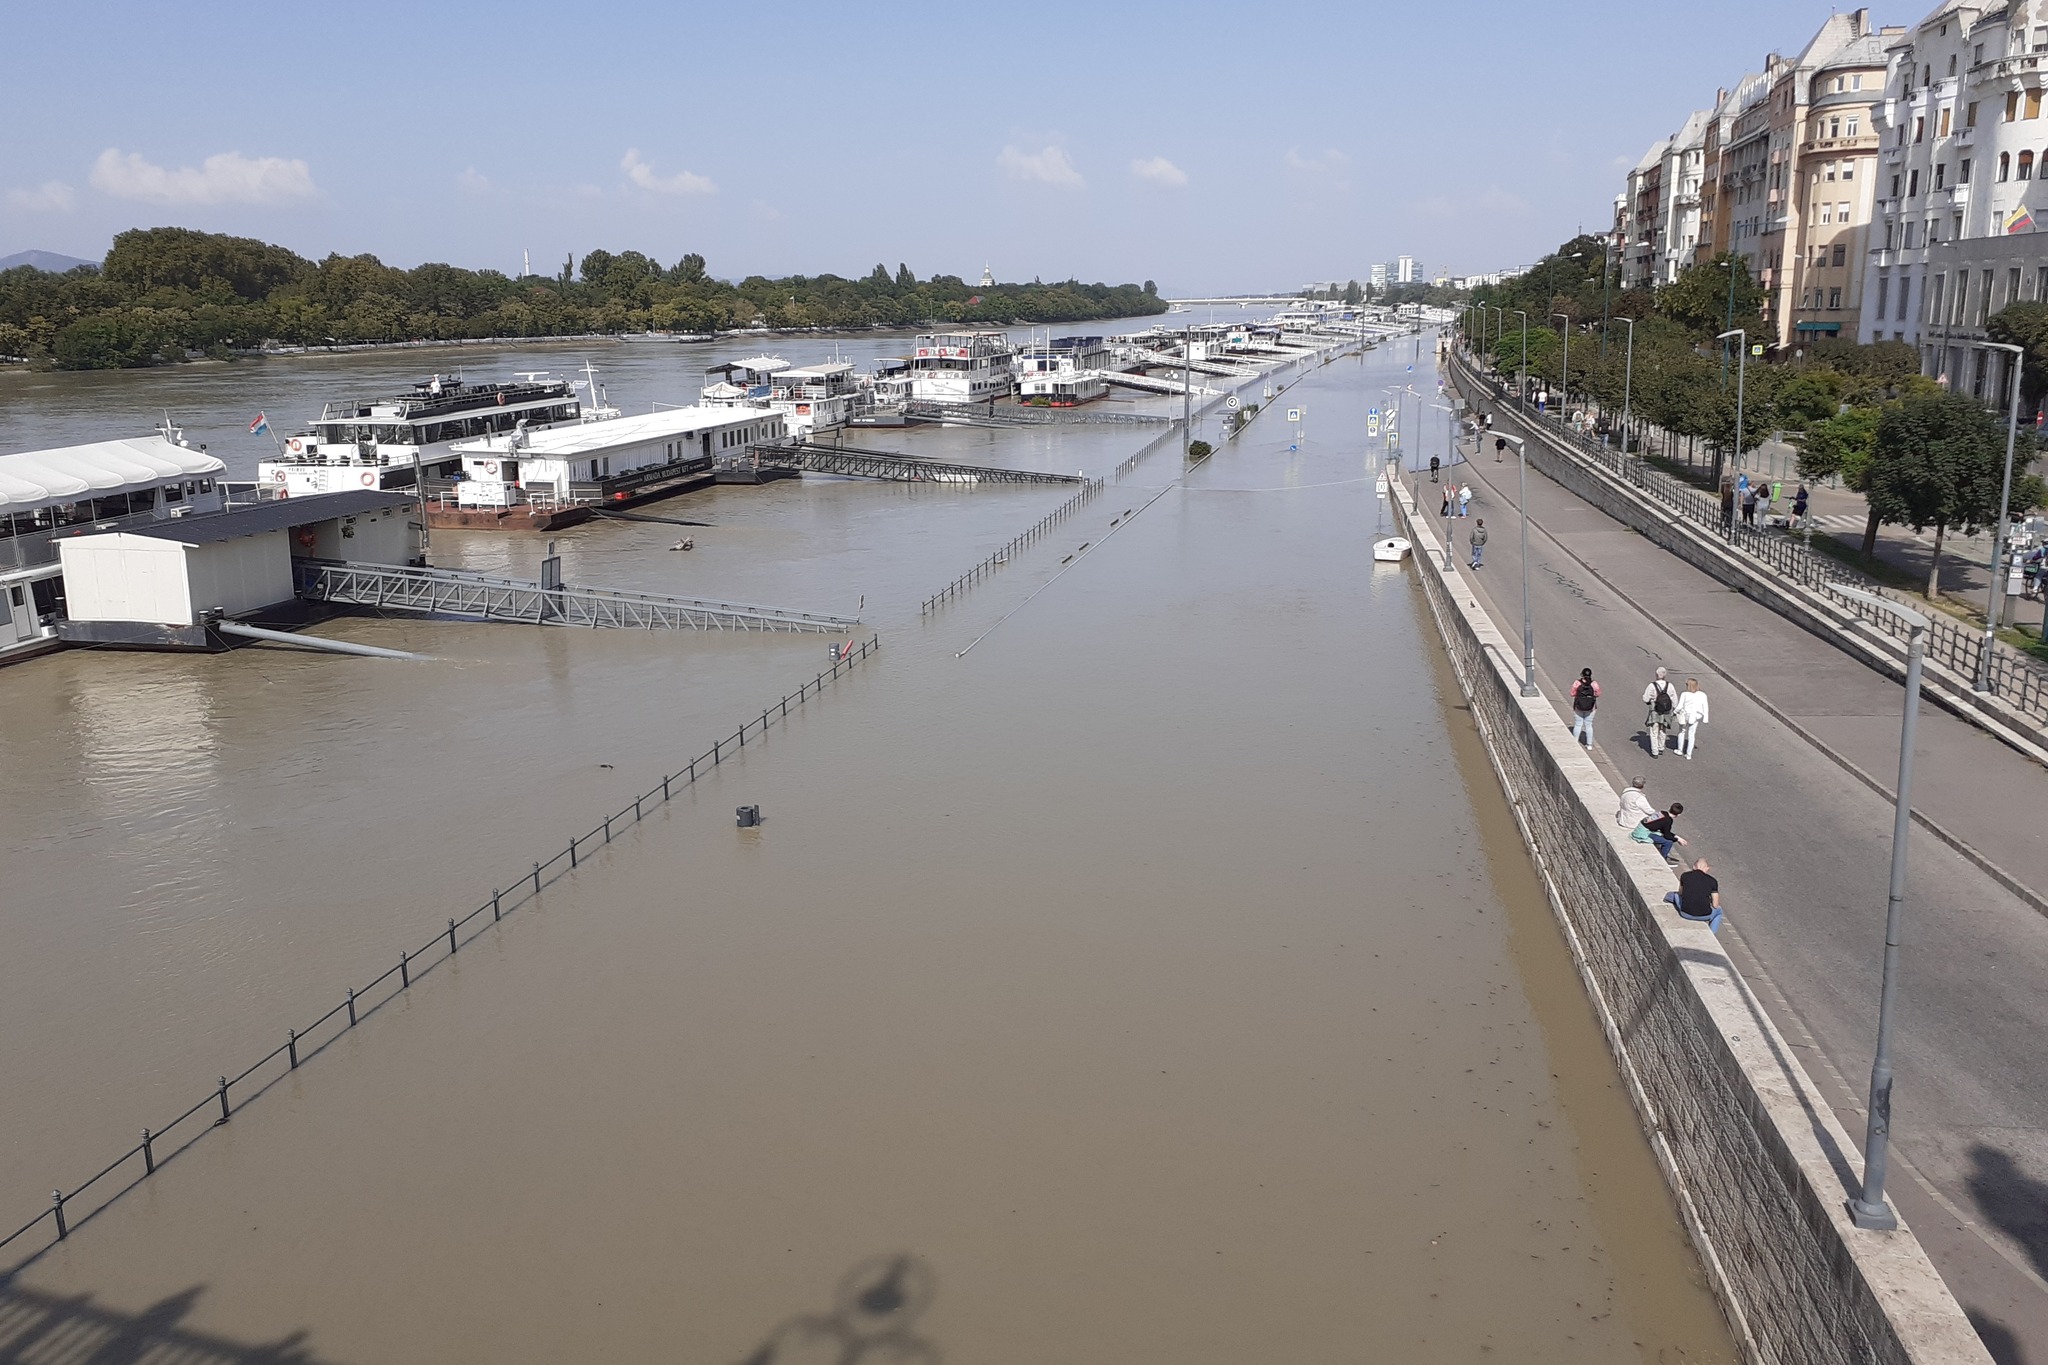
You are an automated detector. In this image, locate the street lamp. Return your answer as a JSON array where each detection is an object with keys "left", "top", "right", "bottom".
[
  {"left": 1716, "top": 328, "right": 1748, "bottom": 490},
  {"left": 1978, "top": 340, "right": 2025, "bottom": 690},
  {"left": 1512, "top": 309, "right": 1529, "bottom": 413},
  {"left": 1611, "top": 317, "right": 1636, "bottom": 459},
  {"left": 1552, "top": 313, "right": 1572, "bottom": 422},
  {"left": 1836, "top": 585, "right": 1928, "bottom": 1233},
  {"left": 1499, "top": 433, "right": 1538, "bottom": 697}
]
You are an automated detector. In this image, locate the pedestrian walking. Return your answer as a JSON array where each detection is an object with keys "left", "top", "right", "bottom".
[
  {"left": 1720, "top": 482, "right": 1737, "bottom": 529},
  {"left": 1469, "top": 518, "right": 1488, "bottom": 569},
  {"left": 1570, "top": 668, "right": 1601, "bottom": 747},
  {"left": 1663, "top": 858, "right": 1725, "bottom": 934},
  {"left": 1674, "top": 677, "right": 1710, "bottom": 759},
  {"left": 1741, "top": 484, "right": 1759, "bottom": 526},
  {"left": 1792, "top": 482, "right": 1810, "bottom": 528},
  {"left": 1495, "top": 435, "right": 1508, "bottom": 463},
  {"left": 1736, "top": 472, "right": 1750, "bottom": 500},
  {"left": 1641, "top": 667, "right": 1678, "bottom": 758},
  {"left": 1441, "top": 486, "right": 1453, "bottom": 518},
  {"left": 1617, "top": 774, "right": 1656, "bottom": 830},
  {"left": 1429, "top": 454, "right": 1441, "bottom": 483},
  {"left": 1458, "top": 484, "right": 1473, "bottom": 518},
  {"left": 1640, "top": 803, "right": 1688, "bottom": 861}
]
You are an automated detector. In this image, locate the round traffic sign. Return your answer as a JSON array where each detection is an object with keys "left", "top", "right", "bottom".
[{"left": 1226, "top": 395, "right": 1241, "bottom": 410}]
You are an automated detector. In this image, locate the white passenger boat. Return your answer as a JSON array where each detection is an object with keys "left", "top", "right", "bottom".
[
  {"left": 701, "top": 356, "right": 858, "bottom": 438},
  {"left": 1372, "top": 536, "right": 1412, "bottom": 563},
  {"left": 1015, "top": 335, "right": 1110, "bottom": 406},
  {"left": 258, "top": 372, "right": 583, "bottom": 497},
  {"left": 908, "top": 331, "right": 1016, "bottom": 405}
]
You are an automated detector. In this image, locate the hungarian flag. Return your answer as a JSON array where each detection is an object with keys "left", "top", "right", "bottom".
[{"left": 248, "top": 412, "right": 271, "bottom": 435}]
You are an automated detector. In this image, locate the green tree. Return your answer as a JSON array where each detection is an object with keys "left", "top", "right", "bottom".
[
  {"left": 1986, "top": 300, "right": 2048, "bottom": 416},
  {"left": 1656, "top": 252, "right": 1765, "bottom": 341},
  {"left": 895, "top": 263, "right": 916, "bottom": 289},
  {"left": 672, "top": 252, "right": 708, "bottom": 284},
  {"left": 1867, "top": 393, "right": 2045, "bottom": 595},
  {"left": 1798, "top": 406, "right": 1883, "bottom": 552}
]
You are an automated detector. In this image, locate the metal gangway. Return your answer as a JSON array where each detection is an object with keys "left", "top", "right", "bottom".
[
  {"left": 1102, "top": 371, "right": 1217, "bottom": 397},
  {"left": 295, "top": 560, "right": 856, "bottom": 633},
  {"left": 903, "top": 401, "right": 1169, "bottom": 429},
  {"left": 750, "top": 442, "right": 1085, "bottom": 485}
]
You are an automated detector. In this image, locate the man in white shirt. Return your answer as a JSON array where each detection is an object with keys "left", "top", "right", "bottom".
[
  {"left": 1617, "top": 775, "right": 1656, "bottom": 830},
  {"left": 1641, "top": 667, "right": 1678, "bottom": 758},
  {"left": 1674, "top": 677, "right": 1711, "bottom": 760}
]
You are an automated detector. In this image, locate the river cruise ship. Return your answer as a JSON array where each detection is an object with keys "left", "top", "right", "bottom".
[
  {"left": 908, "top": 331, "right": 1016, "bottom": 405},
  {"left": 442, "top": 406, "right": 786, "bottom": 530},
  {"left": 701, "top": 356, "right": 858, "bottom": 439},
  {"left": 257, "top": 373, "right": 582, "bottom": 497},
  {"left": 1015, "top": 335, "right": 1111, "bottom": 406}
]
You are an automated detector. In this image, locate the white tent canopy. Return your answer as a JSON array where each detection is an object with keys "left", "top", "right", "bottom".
[{"left": 0, "top": 437, "right": 226, "bottom": 517}]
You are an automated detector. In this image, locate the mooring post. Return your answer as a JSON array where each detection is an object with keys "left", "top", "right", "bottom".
[
  {"left": 713, "top": 741, "right": 721, "bottom": 765},
  {"left": 448, "top": 918, "right": 458, "bottom": 953},
  {"left": 288, "top": 1028, "right": 299, "bottom": 1069},
  {"left": 51, "top": 1191, "right": 65, "bottom": 1240},
  {"left": 141, "top": 1128, "right": 155, "bottom": 1175},
  {"left": 688, "top": 758, "right": 697, "bottom": 780},
  {"left": 635, "top": 795, "right": 642, "bottom": 820},
  {"left": 570, "top": 836, "right": 578, "bottom": 868},
  {"left": 532, "top": 862, "right": 541, "bottom": 894},
  {"left": 347, "top": 987, "right": 357, "bottom": 1025},
  {"left": 492, "top": 889, "right": 501, "bottom": 922},
  {"left": 604, "top": 816, "right": 611, "bottom": 843},
  {"left": 662, "top": 775, "right": 670, "bottom": 801},
  {"left": 215, "top": 1076, "right": 231, "bottom": 1125}
]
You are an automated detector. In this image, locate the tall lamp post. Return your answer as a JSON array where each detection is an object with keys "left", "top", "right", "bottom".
[
  {"left": 1837, "top": 586, "right": 1928, "bottom": 1233},
  {"left": 1715, "top": 328, "right": 1747, "bottom": 488},
  {"left": 1612, "top": 317, "right": 1636, "bottom": 458},
  {"left": 1500, "top": 433, "right": 1537, "bottom": 696},
  {"left": 1978, "top": 340, "right": 2025, "bottom": 689},
  {"left": 1512, "top": 309, "right": 1529, "bottom": 413},
  {"left": 1552, "top": 313, "right": 1572, "bottom": 422}
]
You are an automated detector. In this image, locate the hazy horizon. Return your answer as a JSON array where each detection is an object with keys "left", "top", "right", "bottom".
[{"left": 6, "top": 0, "right": 1864, "bottom": 293}]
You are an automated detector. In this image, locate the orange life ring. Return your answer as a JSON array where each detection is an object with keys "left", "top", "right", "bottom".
[
  {"left": 287, "top": 437, "right": 304, "bottom": 454},
  {"left": 295, "top": 527, "right": 318, "bottom": 549},
  {"left": 483, "top": 460, "right": 499, "bottom": 476},
  {"left": 359, "top": 472, "right": 375, "bottom": 487}
]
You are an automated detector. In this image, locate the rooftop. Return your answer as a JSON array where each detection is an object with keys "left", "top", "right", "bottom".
[
  {"left": 449, "top": 406, "right": 774, "bottom": 458},
  {"left": 124, "top": 489, "right": 415, "bottom": 545},
  {"left": 0, "top": 436, "right": 226, "bottom": 517}
]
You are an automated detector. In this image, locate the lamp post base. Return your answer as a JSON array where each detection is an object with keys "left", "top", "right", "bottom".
[{"left": 1847, "top": 1197, "right": 1898, "bottom": 1231}]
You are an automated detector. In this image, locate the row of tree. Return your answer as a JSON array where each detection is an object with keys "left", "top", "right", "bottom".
[
  {"left": 1467, "top": 236, "right": 2044, "bottom": 597},
  {"left": 0, "top": 228, "right": 1167, "bottom": 369}
]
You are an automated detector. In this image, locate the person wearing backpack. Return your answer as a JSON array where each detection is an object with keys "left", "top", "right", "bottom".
[
  {"left": 1569, "top": 667, "right": 1600, "bottom": 747},
  {"left": 1642, "top": 667, "right": 1678, "bottom": 758}
]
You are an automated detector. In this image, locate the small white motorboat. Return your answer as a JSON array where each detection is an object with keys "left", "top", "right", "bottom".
[{"left": 1372, "top": 536, "right": 1412, "bottom": 563}]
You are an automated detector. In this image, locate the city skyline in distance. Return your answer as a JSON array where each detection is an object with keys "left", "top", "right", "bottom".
[{"left": 5, "top": 0, "right": 1842, "bottom": 293}]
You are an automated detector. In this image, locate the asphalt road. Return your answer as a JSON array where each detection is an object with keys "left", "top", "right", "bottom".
[{"left": 1423, "top": 386, "right": 2048, "bottom": 1365}]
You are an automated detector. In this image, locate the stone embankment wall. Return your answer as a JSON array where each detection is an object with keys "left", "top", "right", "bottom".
[{"left": 1389, "top": 480, "right": 1991, "bottom": 1365}]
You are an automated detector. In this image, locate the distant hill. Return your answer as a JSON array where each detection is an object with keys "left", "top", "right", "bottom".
[{"left": 0, "top": 249, "right": 96, "bottom": 273}]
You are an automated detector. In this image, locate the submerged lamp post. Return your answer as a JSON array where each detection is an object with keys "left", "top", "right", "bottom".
[
  {"left": 1978, "top": 340, "right": 2025, "bottom": 689},
  {"left": 1836, "top": 586, "right": 1928, "bottom": 1232}
]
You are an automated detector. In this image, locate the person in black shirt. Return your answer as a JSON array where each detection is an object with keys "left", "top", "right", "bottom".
[
  {"left": 1641, "top": 802, "right": 1686, "bottom": 861},
  {"left": 1663, "top": 858, "right": 1722, "bottom": 933}
]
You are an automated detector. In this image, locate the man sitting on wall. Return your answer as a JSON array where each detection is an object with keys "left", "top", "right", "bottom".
[{"left": 1663, "top": 859, "right": 1723, "bottom": 935}]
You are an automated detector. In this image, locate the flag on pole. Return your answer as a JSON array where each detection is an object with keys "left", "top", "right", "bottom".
[
  {"left": 248, "top": 412, "right": 271, "bottom": 436},
  {"left": 2007, "top": 207, "right": 2036, "bottom": 235}
]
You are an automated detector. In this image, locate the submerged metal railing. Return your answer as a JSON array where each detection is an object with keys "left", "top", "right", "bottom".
[
  {"left": 920, "top": 481, "right": 1104, "bottom": 614},
  {"left": 749, "top": 442, "right": 1085, "bottom": 486},
  {"left": 294, "top": 560, "right": 856, "bottom": 633},
  {"left": 1449, "top": 351, "right": 2048, "bottom": 727},
  {"left": 0, "top": 634, "right": 882, "bottom": 1268}
]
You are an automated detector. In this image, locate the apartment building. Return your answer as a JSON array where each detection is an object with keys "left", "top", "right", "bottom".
[
  {"left": 1861, "top": 0, "right": 2048, "bottom": 399},
  {"left": 1784, "top": 28, "right": 1895, "bottom": 345}
]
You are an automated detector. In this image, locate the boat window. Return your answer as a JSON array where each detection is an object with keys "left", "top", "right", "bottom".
[{"left": 164, "top": 482, "right": 184, "bottom": 503}]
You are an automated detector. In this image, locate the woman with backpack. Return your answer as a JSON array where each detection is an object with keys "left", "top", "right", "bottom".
[
  {"left": 1570, "top": 667, "right": 1600, "bottom": 747},
  {"left": 1642, "top": 667, "right": 1678, "bottom": 758}
]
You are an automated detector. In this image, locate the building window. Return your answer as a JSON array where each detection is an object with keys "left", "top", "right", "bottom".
[
  {"left": 2032, "top": 89, "right": 2046, "bottom": 120},
  {"left": 2023, "top": 149, "right": 2037, "bottom": 179},
  {"left": 1830, "top": 287, "right": 1844, "bottom": 309},
  {"left": 1940, "top": 107, "right": 1953, "bottom": 137},
  {"left": 1929, "top": 273, "right": 1945, "bottom": 322},
  {"left": 1834, "top": 243, "right": 1848, "bottom": 266},
  {"left": 1915, "top": 115, "right": 1927, "bottom": 142},
  {"left": 1899, "top": 275, "right": 1913, "bottom": 320},
  {"left": 1893, "top": 173, "right": 1903, "bottom": 196},
  {"left": 2009, "top": 91, "right": 2022, "bottom": 121},
  {"left": 1820, "top": 202, "right": 1834, "bottom": 224},
  {"left": 1960, "top": 157, "right": 1971, "bottom": 183},
  {"left": 1981, "top": 269, "right": 1996, "bottom": 323},
  {"left": 2002, "top": 151, "right": 2013, "bottom": 180},
  {"left": 1825, "top": 161, "right": 1837, "bottom": 181},
  {"left": 1854, "top": 74, "right": 1864, "bottom": 91},
  {"left": 1910, "top": 168, "right": 1921, "bottom": 196},
  {"left": 1877, "top": 274, "right": 1891, "bottom": 315},
  {"left": 1937, "top": 162, "right": 1948, "bottom": 188},
  {"left": 2036, "top": 266, "right": 2048, "bottom": 299},
  {"left": 2009, "top": 267, "right": 2023, "bottom": 306}
]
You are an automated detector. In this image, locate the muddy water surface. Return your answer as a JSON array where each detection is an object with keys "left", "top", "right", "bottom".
[{"left": 0, "top": 342, "right": 1734, "bottom": 1361}]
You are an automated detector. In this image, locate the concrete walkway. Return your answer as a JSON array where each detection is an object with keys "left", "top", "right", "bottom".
[{"left": 1432, "top": 383, "right": 2048, "bottom": 1364}]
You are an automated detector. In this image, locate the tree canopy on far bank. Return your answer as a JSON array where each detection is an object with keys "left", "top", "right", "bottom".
[{"left": 0, "top": 227, "right": 1167, "bottom": 369}]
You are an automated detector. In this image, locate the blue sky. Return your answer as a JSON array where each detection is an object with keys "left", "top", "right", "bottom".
[{"left": 4, "top": 1, "right": 1851, "bottom": 292}]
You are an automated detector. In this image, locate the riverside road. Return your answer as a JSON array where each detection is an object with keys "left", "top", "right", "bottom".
[{"left": 1437, "top": 345, "right": 2048, "bottom": 1364}]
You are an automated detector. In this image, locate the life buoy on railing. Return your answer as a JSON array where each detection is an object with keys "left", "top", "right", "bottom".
[
  {"left": 287, "top": 437, "right": 304, "bottom": 454},
  {"left": 360, "top": 472, "right": 376, "bottom": 487},
  {"left": 483, "top": 461, "right": 499, "bottom": 476},
  {"left": 295, "top": 528, "right": 318, "bottom": 549}
]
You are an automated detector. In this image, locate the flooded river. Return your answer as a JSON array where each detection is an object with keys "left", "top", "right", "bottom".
[{"left": 0, "top": 336, "right": 1735, "bottom": 1361}]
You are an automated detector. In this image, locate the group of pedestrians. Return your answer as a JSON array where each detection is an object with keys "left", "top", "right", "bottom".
[
  {"left": 1439, "top": 484, "right": 1473, "bottom": 519},
  {"left": 1616, "top": 774, "right": 1725, "bottom": 933},
  {"left": 1569, "top": 666, "right": 1710, "bottom": 759}
]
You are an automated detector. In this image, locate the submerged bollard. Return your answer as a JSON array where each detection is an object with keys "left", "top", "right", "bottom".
[
  {"left": 215, "top": 1076, "right": 230, "bottom": 1125},
  {"left": 141, "top": 1128, "right": 155, "bottom": 1175},
  {"left": 288, "top": 1028, "right": 298, "bottom": 1069},
  {"left": 448, "top": 918, "right": 458, "bottom": 953},
  {"left": 570, "top": 836, "right": 578, "bottom": 868},
  {"left": 492, "top": 889, "right": 501, "bottom": 922},
  {"left": 347, "top": 987, "right": 357, "bottom": 1026},
  {"left": 51, "top": 1191, "right": 65, "bottom": 1240},
  {"left": 400, "top": 950, "right": 410, "bottom": 988},
  {"left": 603, "top": 816, "right": 611, "bottom": 844},
  {"left": 533, "top": 862, "right": 541, "bottom": 894},
  {"left": 662, "top": 775, "right": 670, "bottom": 801}
]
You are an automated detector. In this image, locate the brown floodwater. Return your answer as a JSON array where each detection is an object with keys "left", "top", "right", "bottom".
[{"left": 0, "top": 340, "right": 1734, "bottom": 1362}]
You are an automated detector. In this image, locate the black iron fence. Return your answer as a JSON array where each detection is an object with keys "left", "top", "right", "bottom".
[
  {"left": 0, "top": 634, "right": 883, "bottom": 1268},
  {"left": 1450, "top": 352, "right": 2048, "bottom": 729},
  {"left": 919, "top": 483, "right": 1102, "bottom": 614}
]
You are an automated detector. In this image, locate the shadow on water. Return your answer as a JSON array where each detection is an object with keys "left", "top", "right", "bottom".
[
  {"left": 739, "top": 1255, "right": 941, "bottom": 1365},
  {"left": 1971, "top": 1145, "right": 2048, "bottom": 1284},
  {"left": 0, "top": 1281, "right": 328, "bottom": 1364}
]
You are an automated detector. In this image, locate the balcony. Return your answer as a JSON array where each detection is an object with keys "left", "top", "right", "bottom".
[
  {"left": 1800, "top": 134, "right": 1882, "bottom": 156},
  {"left": 1882, "top": 146, "right": 1905, "bottom": 165},
  {"left": 1935, "top": 184, "right": 1972, "bottom": 210}
]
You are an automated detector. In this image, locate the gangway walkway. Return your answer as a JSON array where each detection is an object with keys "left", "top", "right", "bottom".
[
  {"left": 294, "top": 560, "right": 856, "bottom": 632},
  {"left": 902, "top": 401, "right": 1169, "bottom": 428},
  {"left": 1102, "top": 371, "right": 1217, "bottom": 397},
  {"left": 749, "top": 442, "right": 1085, "bottom": 485}
]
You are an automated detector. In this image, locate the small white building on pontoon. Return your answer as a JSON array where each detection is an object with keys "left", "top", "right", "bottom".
[{"left": 448, "top": 406, "right": 786, "bottom": 510}]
